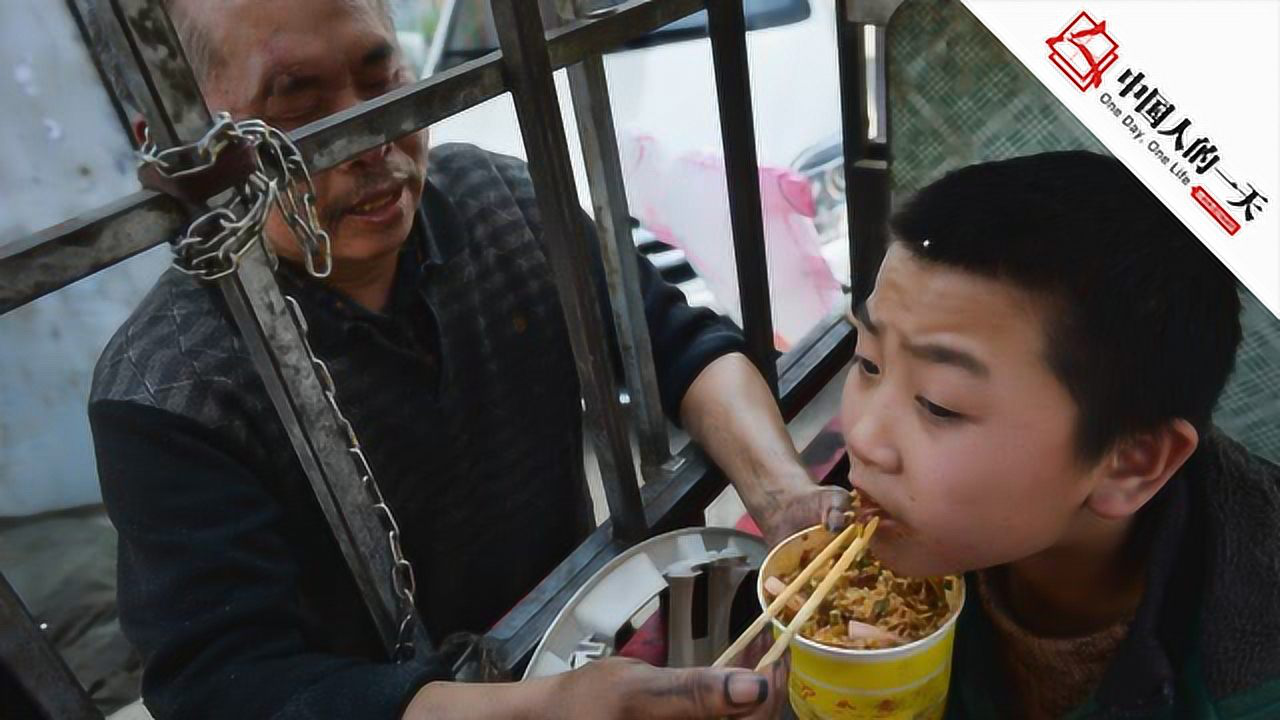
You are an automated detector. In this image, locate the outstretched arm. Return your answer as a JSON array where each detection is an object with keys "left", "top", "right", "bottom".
[{"left": 679, "top": 352, "right": 850, "bottom": 545}]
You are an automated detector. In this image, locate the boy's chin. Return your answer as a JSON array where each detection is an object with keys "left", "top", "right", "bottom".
[{"left": 870, "top": 537, "right": 966, "bottom": 579}]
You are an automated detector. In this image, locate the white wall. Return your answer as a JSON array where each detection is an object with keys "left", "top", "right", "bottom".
[{"left": 0, "top": 0, "right": 169, "bottom": 517}]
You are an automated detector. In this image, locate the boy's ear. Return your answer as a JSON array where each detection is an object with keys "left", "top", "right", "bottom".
[
  {"left": 132, "top": 117, "right": 148, "bottom": 148},
  {"left": 1086, "top": 419, "right": 1199, "bottom": 520}
]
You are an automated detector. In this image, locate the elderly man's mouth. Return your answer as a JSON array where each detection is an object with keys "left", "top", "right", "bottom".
[{"left": 347, "top": 185, "right": 407, "bottom": 225}]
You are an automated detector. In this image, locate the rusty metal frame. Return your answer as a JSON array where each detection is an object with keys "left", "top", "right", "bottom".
[
  {"left": 0, "top": 575, "right": 103, "bottom": 720},
  {"left": 0, "top": 0, "right": 705, "bottom": 315},
  {"left": 707, "top": 0, "right": 779, "bottom": 391},
  {"left": 0, "top": 0, "right": 893, "bottom": 706},
  {"left": 837, "top": 0, "right": 896, "bottom": 306},
  {"left": 553, "top": 0, "right": 674, "bottom": 479}
]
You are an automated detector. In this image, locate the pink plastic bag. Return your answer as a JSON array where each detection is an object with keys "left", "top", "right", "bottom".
[{"left": 622, "top": 133, "right": 844, "bottom": 350}]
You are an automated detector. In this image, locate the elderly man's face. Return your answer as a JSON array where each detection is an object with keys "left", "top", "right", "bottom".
[{"left": 184, "top": 0, "right": 426, "bottom": 268}]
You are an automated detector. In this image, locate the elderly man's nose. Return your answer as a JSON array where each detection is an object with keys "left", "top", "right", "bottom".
[{"left": 354, "top": 141, "right": 393, "bottom": 164}]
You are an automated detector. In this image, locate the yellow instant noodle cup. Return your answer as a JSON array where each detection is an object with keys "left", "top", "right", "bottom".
[{"left": 757, "top": 526, "right": 964, "bottom": 720}]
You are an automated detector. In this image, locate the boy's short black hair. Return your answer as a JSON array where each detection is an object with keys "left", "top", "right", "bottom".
[{"left": 890, "top": 150, "right": 1242, "bottom": 461}]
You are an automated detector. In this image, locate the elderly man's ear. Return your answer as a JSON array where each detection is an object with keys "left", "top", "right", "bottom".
[
  {"left": 132, "top": 117, "right": 148, "bottom": 147},
  {"left": 1086, "top": 419, "right": 1199, "bottom": 519}
]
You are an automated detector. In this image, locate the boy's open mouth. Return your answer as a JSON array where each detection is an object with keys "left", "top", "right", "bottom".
[{"left": 851, "top": 487, "right": 896, "bottom": 528}]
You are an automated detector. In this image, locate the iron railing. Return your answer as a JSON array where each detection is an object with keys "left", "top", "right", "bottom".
[{"left": 0, "top": 0, "right": 901, "bottom": 715}]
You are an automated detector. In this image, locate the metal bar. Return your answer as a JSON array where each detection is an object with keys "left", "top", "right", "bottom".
[
  {"left": 545, "top": 0, "right": 704, "bottom": 67},
  {"left": 486, "top": 526, "right": 626, "bottom": 670},
  {"left": 490, "top": 0, "right": 648, "bottom": 541},
  {"left": 299, "top": 53, "right": 506, "bottom": 174},
  {"left": 776, "top": 312, "right": 856, "bottom": 422},
  {"left": 0, "top": 0, "right": 709, "bottom": 315},
  {"left": 110, "top": 0, "right": 209, "bottom": 146},
  {"left": 108, "top": 0, "right": 420, "bottom": 657},
  {"left": 836, "top": 0, "right": 892, "bottom": 307},
  {"left": 222, "top": 246, "right": 411, "bottom": 654},
  {"left": 487, "top": 328, "right": 854, "bottom": 672},
  {"left": 0, "top": 53, "right": 503, "bottom": 315},
  {"left": 0, "top": 190, "right": 184, "bottom": 315},
  {"left": 67, "top": 0, "right": 169, "bottom": 146},
  {"left": 705, "top": 0, "right": 777, "bottom": 391},
  {"left": 552, "top": 4, "right": 672, "bottom": 477},
  {"left": 866, "top": 25, "right": 888, "bottom": 145},
  {"left": 0, "top": 573, "right": 103, "bottom": 720}
]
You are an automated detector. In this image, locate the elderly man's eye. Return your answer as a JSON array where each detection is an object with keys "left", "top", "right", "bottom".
[
  {"left": 363, "top": 68, "right": 408, "bottom": 97},
  {"left": 269, "top": 109, "right": 320, "bottom": 129}
]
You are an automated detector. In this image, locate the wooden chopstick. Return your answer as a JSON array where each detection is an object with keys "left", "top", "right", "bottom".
[
  {"left": 754, "top": 516, "right": 879, "bottom": 670},
  {"left": 711, "top": 520, "right": 862, "bottom": 668}
]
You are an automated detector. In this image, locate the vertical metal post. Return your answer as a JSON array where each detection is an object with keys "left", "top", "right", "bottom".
[
  {"left": 109, "top": 0, "right": 421, "bottom": 657},
  {"left": 705, "top": 0, "right": 778, "bottom": 392},
  {"left": 110, "top": 0, "right": 209, "bottom": 146},
  {"left": 836, "top": 0, "right": 893, "bottom": 307},
  {"left": 552, "top": 2, "right": 673, "bottom": 478},
  {"left": 0, "top": 573, "right": 103, "bottom": 720},
  {"left": 65, "top": 0, "right": 134, "bottom": 142},
  {"left": 489, "top": 0, "right": 649, "bottom": 542},
  {"left": 219, "top": 252, "right": 422, "bottom": 655}
]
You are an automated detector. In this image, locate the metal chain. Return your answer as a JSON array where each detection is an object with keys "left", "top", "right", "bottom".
[
  {"left": 140, "top": 112, "right": 421, "bottom": 661},
  {"left": 141, "top": 112, "right": 332, "bottom": 280},
  {"left": 284, "top": 295, "right": 420, "bottom": 659}
]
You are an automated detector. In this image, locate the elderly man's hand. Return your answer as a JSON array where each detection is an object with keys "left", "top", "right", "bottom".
[
  {"left": 403, "top": 656, "right": 788, "bottom": 719},
  {"left": 756, "top": 483, "right": 852, "bottom": 547},
  {"left": 553, "top": 657, "right": 788, "bottom": 719}
]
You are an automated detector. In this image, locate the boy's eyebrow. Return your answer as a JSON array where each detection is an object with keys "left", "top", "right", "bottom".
[
  {"left": 903, "top": 340, "right": 990, "bottom": 379},
  {"left": 851, "top": 301, "right": 990, "bottom": 378}
]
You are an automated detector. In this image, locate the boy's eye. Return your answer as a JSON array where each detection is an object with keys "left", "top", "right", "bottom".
[
  {"left": 854, "top": 355, "right": 881, "bottom": 376},
  {"left": 916, "top": 396, "right": 963, "bottom": 421}
]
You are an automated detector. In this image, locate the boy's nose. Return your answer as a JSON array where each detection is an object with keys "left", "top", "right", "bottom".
[{"left": 846, "top": 404, "right": 901, "bottom": 475}]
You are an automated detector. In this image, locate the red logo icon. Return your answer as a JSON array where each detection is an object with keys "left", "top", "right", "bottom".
[
  {"left": 1047, "top": 11, "right": 1120, "bottom": 91},
  {"left": 1192, "top": 186, "right": 1241, "bottom": 236}
]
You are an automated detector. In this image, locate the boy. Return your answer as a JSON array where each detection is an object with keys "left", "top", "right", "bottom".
[{"left": 840, "top": 151, "right": 1280, "bottom": 718}]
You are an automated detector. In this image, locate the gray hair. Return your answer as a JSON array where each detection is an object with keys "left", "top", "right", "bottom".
[
  {"left": 163, "top": 0, "right": 217, "bottom": 82},
  {"left": 91, "top": 0, "right": 394, "bottom": 116},
  {"left": 168, "top": 0, "right": 394, "bottom": 80}
]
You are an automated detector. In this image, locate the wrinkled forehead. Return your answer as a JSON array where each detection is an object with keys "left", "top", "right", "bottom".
[
  {"left": 864, "top": 243, "right": 1052, "bottom": 355},
  {"left": 187, "top": 0, "right": 393, "bottom": 70}
]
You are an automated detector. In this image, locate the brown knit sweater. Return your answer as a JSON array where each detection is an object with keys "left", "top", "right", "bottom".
[{"left": 976, "top": 570, "right": 1134, "bottom": 719}]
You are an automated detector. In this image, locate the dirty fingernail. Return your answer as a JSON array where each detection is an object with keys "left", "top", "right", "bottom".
[
  {"left": 725, "top": 672, "right": 769, "bottom": 706},
  {"left": 825, "top": 507, "right": 845, "bottom": 531}
]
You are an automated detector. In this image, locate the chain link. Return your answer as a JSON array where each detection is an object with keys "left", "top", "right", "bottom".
[
  {"left": 141, "top": 112, "right": 332, "bottom": 280},
  {"left": 141, "top": 113, "right": 420, "bottom": 661},
  {"left": 285, "top": 296, "right": 420, "bottom": 659}
]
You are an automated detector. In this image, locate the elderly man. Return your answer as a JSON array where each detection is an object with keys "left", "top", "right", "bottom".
[{"left": 89, "top": 1, "right": 844, "bottom": 718}]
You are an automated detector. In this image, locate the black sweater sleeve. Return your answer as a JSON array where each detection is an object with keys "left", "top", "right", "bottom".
[
  {"left": 90, "top": 400, "right": 450, "bottom": 720},
  {"left": 583, "top": 219, "right": 747, "bottom": 423}
]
